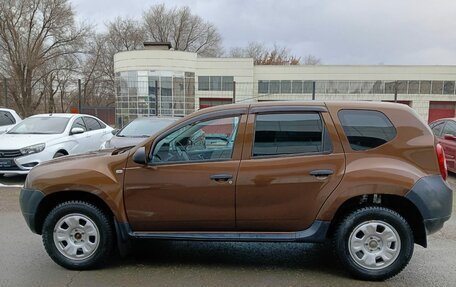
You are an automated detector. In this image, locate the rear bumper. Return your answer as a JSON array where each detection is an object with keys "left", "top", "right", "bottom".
[
  {"left": 406, "top": 175, "right": 453, "bottom": 235},
  {"left": 19, "top": 188, "right": 44, "bottom": 234}
]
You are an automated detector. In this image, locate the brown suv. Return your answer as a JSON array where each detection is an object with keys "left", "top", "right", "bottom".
[{"left": 20, "top": 101, "right": 452, "bottom": 280}]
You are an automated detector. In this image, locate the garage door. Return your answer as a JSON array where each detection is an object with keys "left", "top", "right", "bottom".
[{"left": 428, "top": 101, "right": 456, "bottom": 123}]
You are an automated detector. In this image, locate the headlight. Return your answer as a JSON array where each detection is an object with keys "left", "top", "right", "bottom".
[{"left": 20, "top": 143, "right": 46, "bottom": 155}]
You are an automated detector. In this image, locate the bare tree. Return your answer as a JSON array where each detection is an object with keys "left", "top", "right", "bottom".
[
  {"left": 229, "top": 42, "right": 301, "bottom": 65},
  {"left": 303, "top": 54, "right": 322, "bottom": 65},
  {"left": 106, "top": 17, "right": 145, "bottom": 52},
  {"left": 143, "top": 4, "right": 222, "bottom": 56},
  {"left": 0, "top": 0, "right": 89, "bottom": 116}
]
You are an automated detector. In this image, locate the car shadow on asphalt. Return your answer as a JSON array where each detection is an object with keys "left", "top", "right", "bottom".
[{"left": 107, "top": 239, "right": 347, "bottom": 277}]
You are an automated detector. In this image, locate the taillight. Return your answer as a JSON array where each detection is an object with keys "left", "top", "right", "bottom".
[{"left": 436, "top": 143, "right": 448, "bottom": 181}]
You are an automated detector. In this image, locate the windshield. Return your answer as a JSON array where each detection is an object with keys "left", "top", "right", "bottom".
[
  {"left": 8, "top": 117, "right": 70, "bottom": 134},
  {"left": 117, "top": 118, "right": 176, "bottom": 137}
]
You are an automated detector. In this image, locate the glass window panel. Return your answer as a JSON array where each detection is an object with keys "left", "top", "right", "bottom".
[
  {"left": 432, "top": 81, "right": 443, "bottom": 94},
  {"left": 198, "top": 76, "right": 209, "bottom": 91},
  {"left": 222, "top": 76, "right": 234, "bottom": 91},
  {"left": 258, "top": 80, "right": 269, "bottom": 93},
  {"left": 253, "top": 113, "right": 331, "bottom": 157},
  {"left": 303, "top": 81, "right": 313, "bottom": 93},
  {"left": 338, "top": 110, "right": 396, "bottom": 151},
  {"left": 210, "top": 76, "right": 222, "bottom": 91},
  {"left": 408, "top": 81, "right": 419, "bottom": 94},
  {"left": 270, "top": 80, "right": 280, "bottom": 93},
  {"left": 151, "top": 116, "right": 240, "bottom": 164},
  {"left": 292, "top": 80, "right": 303, "bottom": 93},
  {"left": 444, "top": 81, "right": 455, "bottom": 95},
  {"left": 420, "top": 81, "right": 431, "bottom": 94},
  {"left": 281, "top": 80, "right": 291, "bottom": 93}
]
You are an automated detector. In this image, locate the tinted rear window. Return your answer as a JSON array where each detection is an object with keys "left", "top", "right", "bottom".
[
  {"left": 338, "top": 110, "right": 396, "bottom": 151},
  {"left": 253, "top": 113, "right": 332, "bottom": 157}
]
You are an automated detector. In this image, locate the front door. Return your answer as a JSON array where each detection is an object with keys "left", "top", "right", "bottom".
[
  {"left": 123, "top": 113, "right": 246, "bottom": 231},
  {"left": 236, "top": 109, "right": 345, "bottom": 231}
]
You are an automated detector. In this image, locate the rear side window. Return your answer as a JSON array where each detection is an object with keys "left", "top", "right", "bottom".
[
  {"left": 338, "top": 110, "right": 396, "bottom": 151},
  {"left": 0, "top": 111, "right": 15, "bottom": 126},
  {"left": 253, "top": 113, "right": 332, "bottom": 157},
  {"left": 83, "top": 117, "right": 103, "bottom": 131}
]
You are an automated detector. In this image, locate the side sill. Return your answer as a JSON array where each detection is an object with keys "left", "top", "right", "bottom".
[{"left": 128, "top": 220, "right": 330, "bottom": 243}]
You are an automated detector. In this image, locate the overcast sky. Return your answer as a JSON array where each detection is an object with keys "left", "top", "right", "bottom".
[{"left": 71, "top": 0, "right": 456, "bottom": 65}]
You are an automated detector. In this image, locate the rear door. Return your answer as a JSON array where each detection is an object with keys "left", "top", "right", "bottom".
[
  {"left": 82, "top": 116, "right": 109, "bottom": 150},
  {"left": 235, "top": 106, "right": 345, "bottom": 231}
]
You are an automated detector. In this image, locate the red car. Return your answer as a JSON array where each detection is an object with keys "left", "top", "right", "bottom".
[{"left": 430, "top": 118, "right": 456, "bottom": 172}]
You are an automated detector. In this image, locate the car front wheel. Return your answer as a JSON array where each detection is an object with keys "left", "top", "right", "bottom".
[
  {"left": 333, "top": 206, "right": 414, "bottom": 281},
  {"left": 42, "top": 201, "right": 114, "bottom": 270}
]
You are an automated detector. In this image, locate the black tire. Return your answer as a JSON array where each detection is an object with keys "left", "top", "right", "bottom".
[
  {"left": 333, "top": 206, "right": 414, "bottom": 281},
  {"left": 42, "top": 201, "right": 114, "bottom": 270},
  {"left": 53, "top": 152, "right": 66, "bottom": 158}
]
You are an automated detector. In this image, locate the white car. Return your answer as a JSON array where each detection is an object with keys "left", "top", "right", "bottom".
[
  {"left": 0, "top": 113, "right": 113, "bottom": 175},
  {"left": 0, "top": 108, "right": 21, "bottom": 134}
]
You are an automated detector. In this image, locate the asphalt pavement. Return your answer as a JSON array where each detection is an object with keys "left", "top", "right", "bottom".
[{"left": 0, "top": 175, "right": 455, "bottom": 287}]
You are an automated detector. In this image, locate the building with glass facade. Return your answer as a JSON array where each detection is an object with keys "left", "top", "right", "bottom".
[{"left": 114, "top": 43, "right": 456, "bottom": 126}]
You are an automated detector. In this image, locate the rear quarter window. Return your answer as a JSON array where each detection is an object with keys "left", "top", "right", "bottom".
[{"left": 338, "top": 110, "right": 396, "bottom": 151}]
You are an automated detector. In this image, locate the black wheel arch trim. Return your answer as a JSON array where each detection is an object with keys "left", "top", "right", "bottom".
[
  {"left": 405, "top": 175, "right": 453, "bottom": 235},
  {"left": 19, "top": 188, "right": 45, "bottom": 234}
]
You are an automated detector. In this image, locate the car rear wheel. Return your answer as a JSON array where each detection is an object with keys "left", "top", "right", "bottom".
[
  {"left": 42, "top": 201, "right": 114, "bottom": 270},
  {"left": 333, "top": 206, "right": 414, "bottom": 281}
]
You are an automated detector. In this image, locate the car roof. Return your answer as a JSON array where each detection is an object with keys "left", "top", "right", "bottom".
[
  {"left": 131, "top": 116, "right": 179, "bottom": 122},
  {"left": 0, "top": 108, "right": 17, "bottom": 113},
  {"left": 28, "top": 113, "right": 93, "bottom": 119},
  {"left": 188, "top": 100, "right": 412, "bottom": 116}
]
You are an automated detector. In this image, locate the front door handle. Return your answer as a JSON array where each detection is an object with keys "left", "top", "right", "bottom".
[
  {"left": 210, "top": 174, "right": 233, "bottom": 182},
  {"left": 309, "top": 169, "right": 334, "bottom": 177}
]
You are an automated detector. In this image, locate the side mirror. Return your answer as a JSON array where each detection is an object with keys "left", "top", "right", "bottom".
[
  {"left": 444, "top": 134, "right": 456, "bottom": 141},
  {"left": 111, "top": 129, "right": 119, "bottom": 135},
  {"left": 132, "top": 147, "right": 146, "bottom": 165},
  {"left": 70, "top": 127, "right": 85, "bottom": 135}
]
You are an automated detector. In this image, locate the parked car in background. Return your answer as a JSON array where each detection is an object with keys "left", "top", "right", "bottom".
[
  {"left": 0, "top": 113, "right": 112, "bottom": 175},
  {"left": 430, "top": 118, "right": 456, "bottom": 173},
  {"left": 0, "top": 108, "right": 21, "bottom": 134},
  {"left": 101, "top": 116, "right": 178, "bottom": 149},
  {"left": 20, "top": 102, "right": 452, "bottom": 280}
]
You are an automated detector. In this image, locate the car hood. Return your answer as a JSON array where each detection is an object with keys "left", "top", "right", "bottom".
[
  {"left": 0, "top": 133, "right": 63, "bottom": 149},
  {"left": 105, "top": 136, "right": 146, "bottom": 149},
  {"left": 25, "top": 147, "right": 132, "bottom": 191}
]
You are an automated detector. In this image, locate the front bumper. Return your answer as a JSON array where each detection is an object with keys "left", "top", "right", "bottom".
[
  {"left": 406, "top": 175, "right": 453, "bottom": 235},
  {"left": 19, "top": 188, "right": 45, "bottom": 234}
]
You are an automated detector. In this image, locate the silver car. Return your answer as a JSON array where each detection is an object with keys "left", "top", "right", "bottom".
[{"left": 101, "top": 117, "right": 178, "bottom": 149}]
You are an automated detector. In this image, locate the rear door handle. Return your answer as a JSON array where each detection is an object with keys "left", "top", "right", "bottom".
[
  {"left": 309, "top": 169, "right": 334, "bottom": 177},
  {"left": 210, "top": 174, "right": 233, "bottom": 182}
]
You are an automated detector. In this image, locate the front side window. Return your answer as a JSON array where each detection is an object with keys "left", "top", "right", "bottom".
[
  {"left": 253, "top": 113, "right": 331, "bottom": 157},
  {"left": 151, "top": 116, "right": 240, "bottom": 164},
  {"left": 338, "top": 110, "right": 396, "bottom": 151},
  {"left": 83, "top": 117, "right": 102, "bottom": 131},
  {"left": 71, "top": 117, "right": 87, "bottom": 131}
]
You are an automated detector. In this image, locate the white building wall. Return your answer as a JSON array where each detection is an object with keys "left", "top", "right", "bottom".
[{"left": 114, "top": 49, "right": 456, "bottom": 121}]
